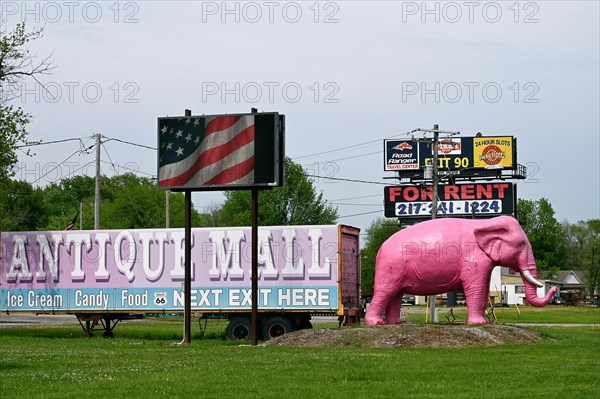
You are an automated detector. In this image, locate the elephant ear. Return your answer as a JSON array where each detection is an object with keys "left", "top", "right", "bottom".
[{"left": 473, "top": 217, "right": 511, "bottom": 262}]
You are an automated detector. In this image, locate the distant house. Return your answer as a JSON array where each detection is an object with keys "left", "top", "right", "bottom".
[
  {"left": 412, "top": 268, "right": 591, "bottom": 307},
  {"left": 495, "top": 267, "right": 548, "bottom": 306},
  {"left": 545, "top": 270, "right": 588, "bottom": 305}
]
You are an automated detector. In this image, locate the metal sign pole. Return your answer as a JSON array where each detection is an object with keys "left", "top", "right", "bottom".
[
  {"left": 183, "top": 189, "right": 192, "bottom": 344},
  {"left": 428, "top": 124, "right": 439, "bottom": 323},
  {"left": 250, "top": 107, "right": 259, "bottom": 346},
  {"left": 251, "top": 188, "right": 259, "bottom": 346},
  {"left": 181, "top": 108, "right": 193, "bottom": 345}
]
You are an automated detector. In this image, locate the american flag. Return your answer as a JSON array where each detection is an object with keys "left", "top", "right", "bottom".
[
  {"left": 65, "top": 211, "right": 79, "bottom": 230},
  {"left": 158, "top": 115, "right": 257, "bottom": 188}
]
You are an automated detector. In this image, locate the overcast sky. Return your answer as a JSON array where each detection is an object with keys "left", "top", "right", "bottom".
[{"left": 3, "top": 0, "right": 599, "bottom": 234}]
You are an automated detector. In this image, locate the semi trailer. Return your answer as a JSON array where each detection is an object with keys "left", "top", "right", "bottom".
[{"left": 1, "top": 224, "right": 361, "bottom": 339}]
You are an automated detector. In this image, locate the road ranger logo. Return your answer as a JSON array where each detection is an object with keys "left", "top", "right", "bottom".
[{"left": 393, "top": 142, "right": 413, "bottom": 151}]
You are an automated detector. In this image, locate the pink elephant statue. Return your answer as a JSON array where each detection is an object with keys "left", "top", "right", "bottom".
[{"left": 364, "top": 216, "right": 557, "bottom": 325}]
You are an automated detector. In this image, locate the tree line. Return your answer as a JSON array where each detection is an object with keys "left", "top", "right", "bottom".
[
  {"left": 361, "top": 199, "right": 599, "bottom": 299},
  {"left": 0, "top": 157, "right": 339, "bottom": 232}
]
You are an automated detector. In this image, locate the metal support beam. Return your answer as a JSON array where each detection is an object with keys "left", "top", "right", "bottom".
[
  {"left": 182, "top": 189, "right": 192, "bottom": 344},
  {"left": 251, "top": 189, "right": 259, "bottom": 346},
  {"left": 180, "top": 109, "right": 193, "bottom": 345},
  {"left": 429, "top": 124, "right": 439, "bottom": 322}
]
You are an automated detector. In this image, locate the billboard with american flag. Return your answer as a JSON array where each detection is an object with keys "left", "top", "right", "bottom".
[{"left": 157, "top": 112, "right": 284, "bottom": 190}]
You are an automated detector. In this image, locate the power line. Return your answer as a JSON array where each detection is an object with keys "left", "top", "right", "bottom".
[
  {"left": 304, "top": 173, "right": 388, "bottom": 185},
  {"left": 63, "top": 161, "right": 95, "bottom": 179},
  {"left": 103, "top": 136, "right": 157, "bottom": 151},
  {"left": 31, "top": 149, "right": 82, "bottom": 184},
  {"left": 330, "top": 203, "right": 381, "bottom": 206},
  {"left": 101, "top": 141, "right": 117, "bottom": 172},
  {"left": 15, "top": 137, "right": 86, "bottom": 148},
  {"left": 330, "top": 194, "right": 381, "bottom": 201},
  {"left": 300, "top": 150, "right": 380, "bottom": 166},
  {"left": 294, "top": 134, "right": 403, "bottom": 160},
  {"left": 99, "top": 160, "right": 156, "bottom": 177},
  {"left": 338, "top": 210, "right": 383, "bottom": 219}
]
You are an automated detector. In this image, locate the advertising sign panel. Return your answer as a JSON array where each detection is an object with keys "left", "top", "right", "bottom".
[
  {"left": 157, "top": 112, "right": 284, "bottom": 190},
  {"left": 384, "top": 136, "right": 516, "bottom": 173},
  {"left": 473, "top": 136, "right": 514, "bottom": 168},
  {"left": 1, "top": 226, "right": 339, "bottom": 312},
  {"left": 384, "top": 139, "right": 419, "bottom": 171},
  {"left": 384, "top": 183, "right": 516, "bottom": 218}
]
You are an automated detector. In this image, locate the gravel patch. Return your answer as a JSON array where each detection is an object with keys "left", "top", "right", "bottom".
[{"left": 265, "top": 323, "right": 543, "bottom": 348}]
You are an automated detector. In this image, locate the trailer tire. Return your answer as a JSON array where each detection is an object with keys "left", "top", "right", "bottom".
[
  {"left": 299, "top": 317, "right": 313, "bottom": 330},
  {"left": 263, "top": 316, "right": 295, "bottom": 340},
  {"left": 300, "top": 320, "right": 313, "bottom": 330},
  {"left": 226, "top": 317, "right": 252, "bottom": 340}
]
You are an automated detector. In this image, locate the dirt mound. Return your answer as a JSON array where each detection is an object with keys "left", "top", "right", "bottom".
[{"left": 264, "top": 324, "right": 542, "bottom": 348}]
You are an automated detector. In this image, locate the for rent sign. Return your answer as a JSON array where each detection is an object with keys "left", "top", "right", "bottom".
[
  {"left": 384, "top": 183, "right": 516, "bottom": 218},
  {"left": 1, "top": 226, "right": 340, "bottom": 312}
]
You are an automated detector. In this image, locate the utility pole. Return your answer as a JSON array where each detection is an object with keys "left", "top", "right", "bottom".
[
  {"left": 411, "top": 125, "right": 460, "bottom": 322},
  {"left": 429, "top": 124, "right": 440, "bottom": 322},
  {"left": 431, "top": 124, "right": 440, "bottom": 221},
  {"left": 94, "top": 133, "right": 101, "bottom": 230}
]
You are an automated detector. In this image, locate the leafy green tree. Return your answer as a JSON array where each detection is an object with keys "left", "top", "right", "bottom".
[
  {"left": 0, "top": 179, "right": 49, "bottom": 231},
  {"left": 360, "top": 218, "right": 400, "bottom": 297},
  {"left": 101, "top": 174, "right": 201, "bottom": 229},
  {"left": 0, "top": 106, "right": 31, "bottom": 181},
  {"left": 1, "top": 173, "right": 207, "bottom": 231},
  {"left": 39, "top": 176, "right": 94, "bottom": 230},
  {"left": 198, "top": 202, "right": 223, "bottom": 227},
  {"left": 38, "top": 174, "right": 203, "bottom": 230},
  {"left": 517, "top": 198, "right": 568, "bottom": 272},
  {"left": 564, "top": 219, "right": 600, "bottom": 298},
  {"left": 219, "top": 157, "right": 338, "bottom": 226}
]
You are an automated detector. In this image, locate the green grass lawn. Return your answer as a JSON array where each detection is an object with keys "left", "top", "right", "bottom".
[
  {"left": 1, "top": 311, "right": 599, "bottom": 399},
  {"left": 405, "top": 305, "right": 600, "bottom": 324}
]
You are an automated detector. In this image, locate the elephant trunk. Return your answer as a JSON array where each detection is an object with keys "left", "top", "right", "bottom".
[
  {"left": 523, "top": 269, "right": 557, "bottom": 307},
  {"left": 518, "top": 243, "right": 557, "bottom": 307}
]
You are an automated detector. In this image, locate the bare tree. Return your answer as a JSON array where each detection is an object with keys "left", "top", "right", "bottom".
[
  {"left": 0, "top": 23, "right": 55, "bottom": 180},
  {"left": 1, "top": 22, "right": 56, "bottom": 104}
]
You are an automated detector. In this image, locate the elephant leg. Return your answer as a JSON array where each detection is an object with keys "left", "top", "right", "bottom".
[
  {"left": 462, "top": 263, "right": 491, "bottom": 324},
  {"left": 384, "top": 292, "right": 404, "bottom": 324},
  {"left": 364, "top": 291, "right": 389, "bottom": 325}
]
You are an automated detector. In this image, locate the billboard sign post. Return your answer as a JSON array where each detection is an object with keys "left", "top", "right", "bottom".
[{"left": 157, "top": 110, "right": 285, "bottom": 345}]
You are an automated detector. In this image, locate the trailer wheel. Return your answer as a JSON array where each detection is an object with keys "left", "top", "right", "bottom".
[
  {"left": 263, "top": 316, "right": 295, "bottom": 340},
  {"left": 226, "top": 317, "right": 252, "bottom": 340},
  {"left": 103, "top": 330, "right": 114, "bottom": 338},
  {"left": 299, "top": 320, "right": 313, "bottom": 330},
  {"left": 299, "top": 316, "right": 313, "bottom": 330}
]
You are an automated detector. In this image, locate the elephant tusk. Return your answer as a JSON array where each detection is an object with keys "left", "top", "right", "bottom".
[{"left": 522, "top": 270, "right": 544, "bottom": 288}]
